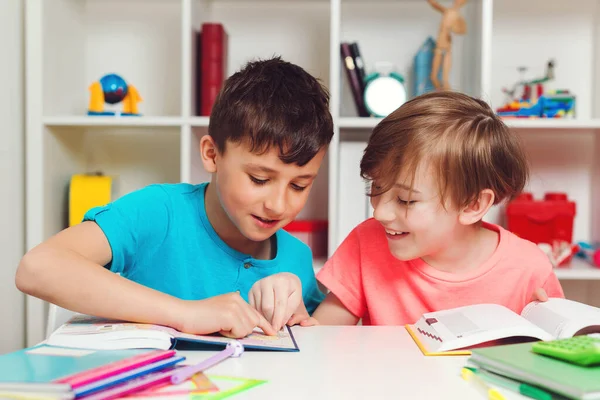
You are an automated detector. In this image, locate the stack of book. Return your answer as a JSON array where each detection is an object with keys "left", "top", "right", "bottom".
[
  {"left": 466, "top": 340, "right": 600, "bottom": 400},
  {"left": 0, "top": 345, "right": 185, "bottom": 399},
  {"left": 0, "top": 314, "right": 296, "bottom": 399}
]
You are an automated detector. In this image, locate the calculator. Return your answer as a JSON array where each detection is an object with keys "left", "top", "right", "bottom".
[{"left": 532, "top": 335, "right": 600, "bottom": 367}]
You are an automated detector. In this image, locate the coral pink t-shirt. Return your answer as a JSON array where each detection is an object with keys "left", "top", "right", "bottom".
[{"left": 317, "top": 219, "right": 565, "bottom": 325}]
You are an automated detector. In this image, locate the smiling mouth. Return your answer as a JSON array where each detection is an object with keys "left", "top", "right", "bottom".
[
  {"left": 385, "top": 229, "right": 409, "bottom": 240},
  {"left": 252, "top": 215, "right": 279, "bottom": 224},
  {"left": 386, "top": 230, "right": 407, "bottom": 236}
]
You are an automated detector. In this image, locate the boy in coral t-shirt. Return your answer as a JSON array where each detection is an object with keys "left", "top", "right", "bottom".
[{"left": 308, "top": 91, "right": 564, "bottom": 326}]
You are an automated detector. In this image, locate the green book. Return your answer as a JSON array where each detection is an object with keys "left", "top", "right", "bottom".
[{"left": 470, "top": 342, "right": 600, "bottom": 400}]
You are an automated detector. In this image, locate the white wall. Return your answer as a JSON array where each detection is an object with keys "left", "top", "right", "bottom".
[{"left": 0, "top": 0, "right": 25, "bottom": 352}]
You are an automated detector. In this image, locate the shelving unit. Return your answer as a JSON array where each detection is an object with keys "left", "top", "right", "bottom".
[{"left": 25, "top": 0, "right": 600, "bottom": 346}]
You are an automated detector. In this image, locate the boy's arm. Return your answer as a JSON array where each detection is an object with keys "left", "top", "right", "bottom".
[
  {"left": 16, "top": 221, "right": 275, "bottom": 337},
  {"left": 16, "top": 221, "right": 185, "bottom": 329},
  {"left": 293, "top": 226, "right": 367, "bottom": 327},
  {"left": 311, "top": 293, "right": 360, "bottom": 325}
]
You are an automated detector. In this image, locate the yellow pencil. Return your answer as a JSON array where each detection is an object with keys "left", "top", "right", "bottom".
[{"left": 461, "top": 367, "right": 506, "bottom": 400}]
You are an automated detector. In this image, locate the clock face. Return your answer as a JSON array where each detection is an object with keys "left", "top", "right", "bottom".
[{"left": 364, "top": 76, "right": 407, "bottom": 117}]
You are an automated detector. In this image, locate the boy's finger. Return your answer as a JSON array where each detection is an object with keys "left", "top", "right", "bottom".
[
  {"left": 271, "top": 285, "right": 289, "bottom": 331},
  {"left": 261, "top": 286, "right": 275, "bottom": 323},
  {"left": 286, "top": 313, "right": 305, "bottom": 326},
  {"left": 531, "top": 288, "right": 548, "bottom": 302},
  {"left": 281, "top": 291, "right": 303, "bottom": 329},
  {"left": 249, "top": 289, "right": 261, "bottom": 312},
  {"left": 299, "top": 317, "right": 319, "bottom": 327},
  {"left": 255, "top": 311, "right": 277, "bottom": 336},
  {"left": 220, "top": 329, "right": 242, "bottom": 339}
]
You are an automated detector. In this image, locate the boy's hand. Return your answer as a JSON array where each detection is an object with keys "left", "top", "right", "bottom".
[
  {"left": 530, "top": 288, "right": 549, "bottom": 302},
  {"left": 249, "top": 272, "right": 303, "bottom": 331},
  {"left": 286, "top": 302, "right": 319, "bottom": 327},
  {"left": 180, "top": 292, "right": 276, "bottom": 339}
]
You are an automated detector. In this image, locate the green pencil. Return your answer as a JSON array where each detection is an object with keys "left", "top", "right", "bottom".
[{"left": 465, "top": 366, "right": 554, "bottom": 400}]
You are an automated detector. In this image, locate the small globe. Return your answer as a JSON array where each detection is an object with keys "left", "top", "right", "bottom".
[{"left": 99, "top": 74, "right": 128, "bottom": 104}]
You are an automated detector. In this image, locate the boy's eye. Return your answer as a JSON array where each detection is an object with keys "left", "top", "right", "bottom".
[
  {"left": 249, "top": 175, "right": 268, "bottom": 185},
  {"left": 291, "top": 183, "right": 307, "bottom": 192},
  {"left": 397, "top": 197, "right": 415, "bottom": 206}
]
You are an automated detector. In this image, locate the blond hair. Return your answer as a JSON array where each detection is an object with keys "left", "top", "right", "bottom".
[{"left": 360, "top": 91, "right": 528, "bottom": 209}]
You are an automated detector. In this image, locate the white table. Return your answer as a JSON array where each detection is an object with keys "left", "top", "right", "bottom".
[{"left": 178, "top": 326, "right": 525, "bottom": 399}]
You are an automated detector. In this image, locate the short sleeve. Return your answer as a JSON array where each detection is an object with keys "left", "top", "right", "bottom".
[
  {"left": 316, "top": 227, "right": 366, "bottom": 318},
  {"left": 83, "top": 184, "right": 171, "bottom": 276}
]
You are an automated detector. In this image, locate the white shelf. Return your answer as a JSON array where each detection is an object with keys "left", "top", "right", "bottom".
[
  {"left": 555, "top": 258, "right": 600, "bottom": 280},
  {"left": 338, "top": 117, "right": 382, "bottom": 129},
  {"left": 42, "top": 116, "right": 183, "bottom": 128},
  {"left": 42, "top": 116, "right": 600, "bottom": 131},
  {"left": 503, "top": 119, "right": 600, "bottom": 130},
  {"left": 189, "top": 117, "right": 210, "bottom": 127}
]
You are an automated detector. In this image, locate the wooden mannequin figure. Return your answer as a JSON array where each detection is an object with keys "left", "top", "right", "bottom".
[{"left": 427, "top": 0, "right": 467, "bottom": 90}]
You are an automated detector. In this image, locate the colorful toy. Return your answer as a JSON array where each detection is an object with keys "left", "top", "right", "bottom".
[
  {"left": 538, "top": 241, "right": 579, "bottom": 268},
  {"left": 496, "top": 60, "right": 576, "bottom": 118},
  {"left": 88, "top": 74, "right": 142, "bottom": 116},
  {"left": 506, "top": 192, "right": 576, "bottom": 245},
  {"left": 575, "top": 242, "right": 600, "bottom": 268},
  {"left": 506, "top": 192, "right": 578, "bottom": 267}
]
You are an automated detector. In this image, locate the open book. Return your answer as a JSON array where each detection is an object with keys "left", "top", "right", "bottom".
[
  {"left": 46, "top": 315, "right": 299, "bottom": 352},
  {"left": 406, "top": 298, "right": 600, "bottom": 356}
]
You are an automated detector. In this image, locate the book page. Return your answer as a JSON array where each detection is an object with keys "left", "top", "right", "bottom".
[
  {"left": 47, "top": 316, "right": 176, "bottom": 350},
  {"left": 414, "top": 304, "right": 553, "bottom": 352},
  {"left": 175, "top": 326, "right": 298, "bottom": 350},
  {"left": 521, "top": 298, "right": 600, "bottom": 338},
  {"left": 53, "top": 316, "right": 178, "bottom": 337}
]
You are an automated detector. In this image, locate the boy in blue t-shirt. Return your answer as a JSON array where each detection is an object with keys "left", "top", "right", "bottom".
[{"left": 16, "top": 56, "right": 333, "bottom": 339}]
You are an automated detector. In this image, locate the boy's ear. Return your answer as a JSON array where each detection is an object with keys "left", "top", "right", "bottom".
[
  {"left": 200, "top": 135, "right": 219, "bottom": 173},
  {"left": 458, "top": 189, "right": 495, "bottom": 226}
]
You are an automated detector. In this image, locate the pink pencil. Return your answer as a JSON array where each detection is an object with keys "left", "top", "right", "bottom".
[{"left": 56, "top": 350, "right": 176, "bottom": 389}]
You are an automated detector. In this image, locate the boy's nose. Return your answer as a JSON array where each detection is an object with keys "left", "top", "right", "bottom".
[
  {"left": 264, "top": 188, "right": 286, "bottom": 217},
  {"left": 372, "top": 199, "right": 396, "bottom": 224}
]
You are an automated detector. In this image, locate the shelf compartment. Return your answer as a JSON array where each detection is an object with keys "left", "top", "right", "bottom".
[
  {"left": 41, "top": 125, "right": 181, "bottom": 238},
  {"left": 42, "top": 0, "right": 183, "bottom": 118},
  {"left": 339, "top": 0, "right": 484, "bottom": 117},
  {"left": 191, "top": 0, "right": 331, "bottom": 116},
  {"left": 490, "top": 0, "right": 600, "bottom": 119}
]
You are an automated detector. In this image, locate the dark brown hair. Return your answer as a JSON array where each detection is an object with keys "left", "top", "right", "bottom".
[
  {"left": 360, "top": 91, "right": 529, "bottom": 209},
  {"left": 208, "top": 56, "right": 334, "bottom": 166}
]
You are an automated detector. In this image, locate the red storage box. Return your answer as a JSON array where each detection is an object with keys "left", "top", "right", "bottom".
[
  {"left": 506, "top": 192, "right": 576, "bottom": 245},
  {"left": 283, "top": 220, "right": 328, "bottom": 258}
]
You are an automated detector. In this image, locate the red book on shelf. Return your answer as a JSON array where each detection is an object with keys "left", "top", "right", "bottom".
[{"left": 200, "top": 23, "right": 228, "bottom": 116}]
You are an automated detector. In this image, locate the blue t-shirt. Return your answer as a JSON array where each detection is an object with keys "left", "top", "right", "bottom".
[{"left": 83, "top": 183, "right": 325, "bottom": 313}]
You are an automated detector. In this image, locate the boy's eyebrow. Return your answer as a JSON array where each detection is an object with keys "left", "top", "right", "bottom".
[
  {"left": 245, "top": 163, "right": 316, "bottom": 179},
  {"left": 395, "top": 183, "right": 421, "bottom": 194}
]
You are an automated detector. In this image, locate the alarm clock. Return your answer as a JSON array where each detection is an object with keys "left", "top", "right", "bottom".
[{"left": 363, "top": 69, "right": 407, "bottom": 118}]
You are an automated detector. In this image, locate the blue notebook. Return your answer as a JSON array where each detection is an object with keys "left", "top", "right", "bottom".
[{"left": 0, "top": 344, "right": 153, "bottom": 385}]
